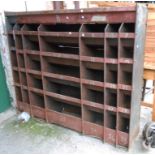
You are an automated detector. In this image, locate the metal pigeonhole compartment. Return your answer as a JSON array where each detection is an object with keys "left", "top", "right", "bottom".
[{"left": 6, "top": 4, "right": 147, "bottom": 149}]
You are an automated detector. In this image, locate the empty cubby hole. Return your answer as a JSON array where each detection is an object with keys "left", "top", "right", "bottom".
[
  {"left": 46, "top": 96, "right": 81, "bottom": 118},
  {"left": 28, "top": 73, "right": 43, "bottom": 89},
  {"left": 120, "top": 64, "right": 132, "bottom": 85},
  {"left": 81, "top": 43, "right": 104, "bottom": 57},
  {"left": 13, "top": 24, "right": 23, "bottom": 31},
  {"left": 82, "top": 61, "right": 104, "bottom": 82},
  {"left": 40, "top": 36, "right": 79, "bottom": 55},
  {"left": 40, "top": 24, "right": 81, "bottom": 32},
  {"left": 106, "top": 24, "right": 121, "bottom": 32},
  {"left": 8, "top": 34, "right": 15, "bottom": 47},
  {"left": 26, "top": 54, "right": 41, "bottom": 71},
  {"left": 119, "top": 90, "right": 131, "bottom": 109},
  {"left": 106, "top": 64, "right": 118, "bottom": 84},
  {"left": 7, "top": 23, "right": 15, "bottom": 31},
  {"left": 82, "top": 24, "right": 107, "bottom": 32},
  {"left": 20, "top": 72, "right": 27, "bottom": 86},
  {"left": 83, "top": 84, "right": 104, "bottom": 104},
  {"left": 30, "top": 92, "right": 44, "bottom": 108},
  {"left": 118, "top": 113, "right": 130, "bottom": 133},
  {"left": 105, "top": 111, "right": 116, "bottom": 129},
  {"left": 82, "top": 37, "right": 104, "bottom": 46},
  {"left": 83, "top": 105, "right": 103, "bottom": 125},
  {"left": 22, "top": 89, "right": 29, "bottom": 103},
  {"left": 13, "top": 70, "right": 20, "bottom": 83},
  {"left": 10, "top": 50, "right": 18, "bottom": 67},
  {"left": 15, "top": 86, "right": 22, "bottom": 102},
  {"left": 105, "top": 88, "right": 117, "bottom": 107},
  {"left": 15, "top": 35, "right": 23, "bottom": 49},
  {"left": 44, "top": 77, "right": 81, "bottom": 99},
  {"left": 40, "top": 35, "right": 78, "bottom": 49},
  {"left": 18, "top": 53, "right": 25, "bottom": 68},
  {"left": 120, "top": 23, "right": 135, "bottom": 33},
  {"left": 120, "top": 38, "right": 134, "bottom": 59},
  {"left": 106, "top": 38, "right": 118, "bottom": 58},
  {"left": 23, "top": 35, "right": 39, "bottom": 51},
  {"left": 42, "top": 56, "right": 80, "bottom": 77},
  {"left": 22, "top": 24, "right": 39, "bottom": 31}
]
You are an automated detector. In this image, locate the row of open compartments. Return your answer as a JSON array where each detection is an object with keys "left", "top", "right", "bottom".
[
  {"left": 14, "top": 74, "right": 131, "bottom": 110},
  {"left": 18, "top": 97, "right": 129, "bottom": 147},
  {"left": 8, "top": 23, "right": 135, "bottom": 33},
  {"left": 16, "top": 88, "right": 130, "bottom": 133},
  {"left": 8, "top": 33, "right": 134, "bottom": 59},
  {"left": 12, "top": 52, "right": 133, "bottom": 86}
]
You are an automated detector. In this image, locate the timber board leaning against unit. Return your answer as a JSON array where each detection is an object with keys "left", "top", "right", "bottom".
[{"left": 5, "top": 4, "right": 147, "bottom": 149}]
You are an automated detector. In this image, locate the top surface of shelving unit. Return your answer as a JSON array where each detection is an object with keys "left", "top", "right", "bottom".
[
  {"left": 5, "top": 6, "right": 136, "bottom": 15},
  {"left": 5, "top": 6, "right": 137, "bottom": 24}
]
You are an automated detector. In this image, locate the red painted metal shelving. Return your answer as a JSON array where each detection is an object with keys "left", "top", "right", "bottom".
[{"left": 6, "top": 5, "right": 147, "bottom": 149}]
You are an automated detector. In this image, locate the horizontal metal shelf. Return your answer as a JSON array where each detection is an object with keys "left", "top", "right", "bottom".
[
  {"left": 29, "top": 87, "right": 44, "bottom": 94},
  {"left": 12, "top": 67, "right": 18, "bottom": 71},
  {"left": 25, "top": 50, "right": 40, "bottom": 55},
  {"left": 14, "top": 83, "right": 21, "bottom": 87},
  {"left": 8, "top": 31, "right": 135, "bottom": 39},
  {"left": 81, "top": 57, "right": 134, "bottom": 64},
  {"left": 27, "top": 69, "right": 41, "bottom": 75},
  {"left": 82, "top": 100, "right": 104, "bottom": 110},
  {"left": 80, "top": 56, "right": 104, "bottom": 63},
  {"left": 118, "top": 107, "right": 130, "bottom": 114},
  {"left": 40, "top": 51, "right": 79, "bottom": 60},
  {"left": 39, "top": 31, "right": 79, "bottom": 37},
  {"left": 43, "top": 72, "right": 80, "bottom": 83},
  {"left": 81, "top": 79, "right": 104, "bottom": 88},
  {"left": 104, "top": 105, "right": 117, "bottom": 112},
  {"left": 81, "top": 32, "right": 105, "bottom": 38},
  {"left": 45, "top": 91, "right": 81, "bottom": 106}
]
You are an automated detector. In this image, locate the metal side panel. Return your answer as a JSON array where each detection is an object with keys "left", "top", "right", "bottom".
[{"left": 129, "top": 4, "right": 148, "bottom": 149}]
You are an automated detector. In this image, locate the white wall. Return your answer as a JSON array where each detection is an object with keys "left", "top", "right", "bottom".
[{"left": 0, "top": 0, "right": 51, "bottom": 12}]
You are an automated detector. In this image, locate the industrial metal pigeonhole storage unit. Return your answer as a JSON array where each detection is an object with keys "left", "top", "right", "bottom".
[{"left": 5, "top": 4, "right": 147, "bottom": 149}]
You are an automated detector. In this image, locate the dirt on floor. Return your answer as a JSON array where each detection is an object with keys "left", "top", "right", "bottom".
[{"left": 0, "top": 107, "right": 154, "bottom": 154}]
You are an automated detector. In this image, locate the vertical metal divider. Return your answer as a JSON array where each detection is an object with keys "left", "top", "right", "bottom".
[
  {"left": 116, "top": 23, "right": 124, "bottom": 148},
  {"left": 38, "top": 24, "right": 47, "bottom": 122},
  {"left": 21, "top": 25, "right": 32, "bottom": 116},
  {"left": 103, "top": 24, "right": 108, "bottom": 143},
  {"left": 79, "top": 24, "right": 84, "bottom": 134},
  {"left": 13, "top": 24, "right": 22, "bottom": 110},
  {"left": 13, "top": 25, "right": 23, "bottom": 109}
]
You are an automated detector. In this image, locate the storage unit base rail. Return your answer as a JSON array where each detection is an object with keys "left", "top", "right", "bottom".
[{"left": 5, "top": 4, "right": 147, "bottom": 149}]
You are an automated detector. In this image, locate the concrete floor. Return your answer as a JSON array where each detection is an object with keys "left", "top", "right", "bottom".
[{"left": 0, "top": 107, "right": 155, "bottom": 154}]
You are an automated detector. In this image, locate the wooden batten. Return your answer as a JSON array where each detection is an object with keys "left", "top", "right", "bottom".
[{"left": 144, "top": 4, "right": 155, "bottom": 70}]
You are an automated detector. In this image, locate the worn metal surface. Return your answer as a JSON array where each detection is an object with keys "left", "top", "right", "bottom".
[
  {"left": 129, "top": 4, "right": 148, "bottom": 150},
  {"left": 5, "top": 5, "right": 147, "bottom": 149}
]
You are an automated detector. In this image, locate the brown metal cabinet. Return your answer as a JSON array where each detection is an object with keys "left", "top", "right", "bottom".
[{"left": 5, "top": 4, "right": 147, "bottom": 149}]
